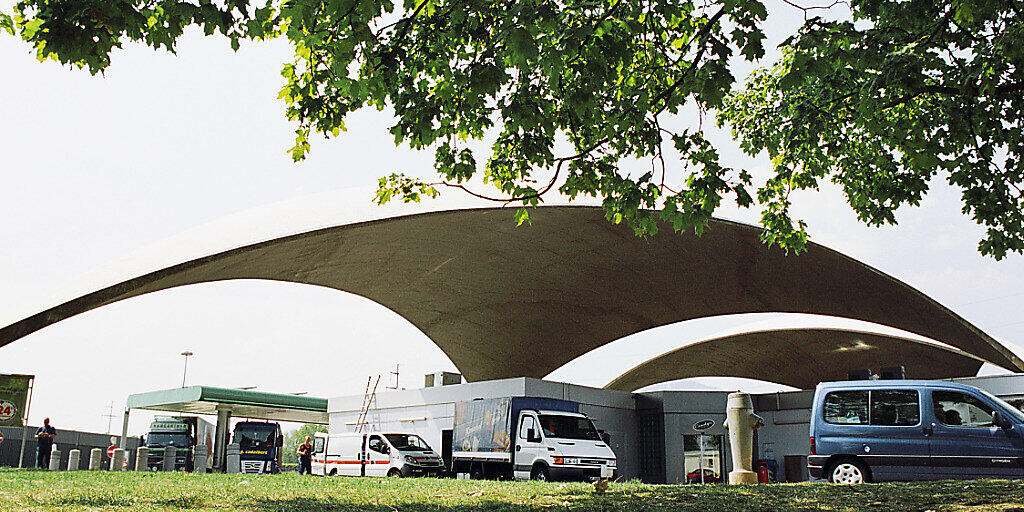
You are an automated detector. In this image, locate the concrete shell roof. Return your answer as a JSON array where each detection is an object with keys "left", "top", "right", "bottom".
[
  {"left": 0, "top": 205, "right": 1020, "bottom": 382},
  {"left": 603, "top": 328, "right": 988, "bottom": 391}
]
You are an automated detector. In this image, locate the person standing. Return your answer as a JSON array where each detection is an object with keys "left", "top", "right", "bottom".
[
  {"left": 35, "top": 418, "right": 56, "bottom": 469},
  {"left": 297, "top": 436, "right": 313, "bottom": 475}
]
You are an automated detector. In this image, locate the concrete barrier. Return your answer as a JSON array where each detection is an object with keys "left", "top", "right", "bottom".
[
  {"left": 89, "top": 448, "right": 103, "bottom": 470},
  {"left": 48, "top": 448, "right": 61, "bottom": 471},
  {"left": 163, "top": 446, "right": 177, "bottom": 472},
  {"left": 135, "top": 447, "right": 149, "bottom": 471},
  {"left": 67, "top": 449, "right": 81, "bottom": 471},
  {"left": 110, "top": 448, "right": 126, "bottom": 471},
  {"left": 225, "top": 443, "right": 240, "bottom": 474}
]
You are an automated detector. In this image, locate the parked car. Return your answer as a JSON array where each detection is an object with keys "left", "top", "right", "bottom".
[
  {"left": 686, "top": 468, "right": 720, "bottom": 484},
  {"left": 809, "top": 379, "right": 1024, "bottom": 483}
]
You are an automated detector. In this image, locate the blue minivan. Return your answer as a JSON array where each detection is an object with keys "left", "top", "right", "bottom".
[{"left": 809, "top": 380, "right": 1024, "bottom": 483}]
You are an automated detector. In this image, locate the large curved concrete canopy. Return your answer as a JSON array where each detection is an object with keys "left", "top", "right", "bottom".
[
  {"left": 604, "top": 328, "right": 988, "bottom": 391},
  {"left": 0, "top": 206, "right": 1019, "bottom": 381}
]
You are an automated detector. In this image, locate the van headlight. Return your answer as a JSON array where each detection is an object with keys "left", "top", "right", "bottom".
[{"left": 553, "top": 457, "right": 580, "bottom": 465}]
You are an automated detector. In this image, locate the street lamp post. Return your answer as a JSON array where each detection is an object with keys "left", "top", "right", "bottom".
[{"left": 180, "top": 351, "right": 193, "bottom": 387}]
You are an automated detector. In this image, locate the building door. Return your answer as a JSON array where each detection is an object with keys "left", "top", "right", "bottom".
[
  {"left": 441, "top": 430, "right": 453, "bottom": 472},
  {"left": 683, "top": 434, "right": 723, "bottom": 484}
]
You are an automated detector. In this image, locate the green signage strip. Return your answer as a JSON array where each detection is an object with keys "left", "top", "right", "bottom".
[{"left": 0, "top": 374, "right": 33, "bottom": 427}]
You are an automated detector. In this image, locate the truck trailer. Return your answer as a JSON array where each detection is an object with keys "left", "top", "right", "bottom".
[
  {"left": 451, "top": 397, "right": 617, "bottom": 481},
  {"left": 145, "top": 416, "right": 215, "bottom": 471}
]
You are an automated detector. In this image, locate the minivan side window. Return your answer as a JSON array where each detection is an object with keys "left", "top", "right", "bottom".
[
  {"left": 313, "top": 437, "right": 325, "bottom": 453},
  {"left": 824, "top": 391, "right": 869, "bottom": 424},
  {"left": 933, "top": 390, "right": 995, "bottom": 427},
  {"left": 871, "top": 390, "right": 920, "bottom": 426}
]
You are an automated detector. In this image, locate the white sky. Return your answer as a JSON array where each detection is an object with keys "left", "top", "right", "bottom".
[{"left": 1, "top": 1, "right": 1023, "bottom": 436}]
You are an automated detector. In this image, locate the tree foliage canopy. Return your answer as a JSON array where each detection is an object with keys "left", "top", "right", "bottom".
[{"left": 3, "top": 0, "right": 1021, "bottom": 257}]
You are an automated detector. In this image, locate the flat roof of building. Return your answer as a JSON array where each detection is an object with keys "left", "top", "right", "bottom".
[{"left": 126, "top": 386, "right": 327, "bottom": 424}]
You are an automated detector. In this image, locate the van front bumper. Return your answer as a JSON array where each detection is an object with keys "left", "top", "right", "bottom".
[
  {"left": 807, "top": 455, "right": 828, "bottom": 479},
  {"left": 400, "top": 463, "right": 446, "bottom": 477}
]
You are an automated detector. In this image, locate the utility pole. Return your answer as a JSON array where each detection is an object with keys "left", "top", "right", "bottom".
[
  {"left": 103, "top": 402, "right": 116, "bottom": 434},
  {"left": 387, "top": 364, "right": 399, "bottom": 390}
]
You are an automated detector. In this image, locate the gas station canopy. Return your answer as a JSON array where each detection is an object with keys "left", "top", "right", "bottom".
[{"left": 126, "top": 386, "right": 327, "bottom": 424}]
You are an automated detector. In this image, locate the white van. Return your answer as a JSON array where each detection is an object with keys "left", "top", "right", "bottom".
[{"left": 311, "top": 432, "right": 445, "bottom": 477}]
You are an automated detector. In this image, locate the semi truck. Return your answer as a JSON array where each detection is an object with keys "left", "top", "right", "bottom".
[
  {"left": 232, "top": 421, "right": 284, "bottom": 474},
  {"left": 145, "top": 416, "right": 215, "bottom": 471},
  {"left": 451, "top": 397, "right": 617, "bottom": 481}
]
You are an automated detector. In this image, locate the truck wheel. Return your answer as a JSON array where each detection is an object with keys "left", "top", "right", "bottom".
[
  {"left": 387, "top": 468, "right": 403, "bottom": 478},
  {"left": 530, "top": 464, "right": 549, "bottom": 482},
  {"left": 827, "top": 458, "right": 869, "bottom": 484}
]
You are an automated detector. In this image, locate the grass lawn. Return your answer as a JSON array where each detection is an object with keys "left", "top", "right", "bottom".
[{"left": 1, "top": 469, "right": 1023, "bottom": 512}]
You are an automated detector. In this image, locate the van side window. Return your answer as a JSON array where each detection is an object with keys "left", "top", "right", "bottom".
[
  {"left": 933, "top": 391, "right": 995, "bottom": 427},
  {"left": 313, "top": 437, "right": 325, "bottom": 453},
  {"left": 519, "top": 415, "right": 536, "bottom": 439},
  {"left": 824, "top": 391, "right": 869, "bottom": 424},
  {"left": 870, "top": 390, "right": 919, "bottom": 426}
]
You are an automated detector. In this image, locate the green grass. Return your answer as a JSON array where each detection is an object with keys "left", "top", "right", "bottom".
[{"left": 1, "top": 469, "right": 1023, "bottom": 512}]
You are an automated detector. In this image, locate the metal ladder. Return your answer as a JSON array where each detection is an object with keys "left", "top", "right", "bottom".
[{"left": 356, "top": 375, "right": 380, "bottom": 433}]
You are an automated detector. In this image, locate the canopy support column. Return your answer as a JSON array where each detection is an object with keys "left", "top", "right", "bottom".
[{"left": 214, "top": 406, "right": 232, "bottom": 471}]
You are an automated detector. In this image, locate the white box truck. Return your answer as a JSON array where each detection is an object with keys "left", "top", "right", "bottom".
[
  {"left": 452, "top": 397, "right": 617, "bottom": 481},
  {"left": 311, "top": 432, "right": 445, "bottom": 477}
]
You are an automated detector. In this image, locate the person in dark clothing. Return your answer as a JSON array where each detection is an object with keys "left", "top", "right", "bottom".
[
  {"left": 297, "top": 436, "right": 313, "bottom": 475},
  {"left": 35, "top": 418, "right": 56, "bottom": 469}
]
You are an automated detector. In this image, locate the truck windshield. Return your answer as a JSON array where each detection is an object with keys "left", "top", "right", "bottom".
[
  {"left": 383, "top": 434, "right": 431, "bottom": 451},
  {"left": 148, "top": 433, "right": 191, "bottom": 447},
  {"left": 235, "top": 427, "right": 276, "bottom": 448},
  {"left": 538, "top": 414, "right": 601, "bottom": 440}
]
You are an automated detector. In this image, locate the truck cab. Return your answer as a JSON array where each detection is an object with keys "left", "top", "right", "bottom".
[
  {"left": 232, "top": 421, "right": 284, "bottom": 474},
  {"left": 146, "top": 416, "right": 199, "bottom": 471},
  {"left": 513, "top": 409, "right": 617, "bottom": 481},
  {"left": 312, "top": 431, "right": 445, "bottom": 478}
]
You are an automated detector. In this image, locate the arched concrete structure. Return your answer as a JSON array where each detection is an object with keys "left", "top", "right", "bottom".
[
  {"left": 604, "top": 328, "right": 988, "bottom": 391},
  {"left": 0, "top": 206, "right": 1019, "bottom": 381}
]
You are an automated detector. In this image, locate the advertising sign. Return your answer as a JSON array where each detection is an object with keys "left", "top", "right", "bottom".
[
  {"left": 0, "top": 374, "right": 33, "bottom": 427},
  {"left": 453, "top": 397, "right": 512, "bottom": 453}
]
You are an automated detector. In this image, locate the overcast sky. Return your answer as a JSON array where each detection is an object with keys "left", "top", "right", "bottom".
[{"left": 1, "top": 1, "right": 1023, "bottom": 436}]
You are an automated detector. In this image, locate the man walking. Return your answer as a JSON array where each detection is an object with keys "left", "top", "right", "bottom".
[
  {"left": 297, "top": 436, "right": 313, "bottom": 475},
  {"left": 35, "top": 418, "right": 56, "bottom": 469}
]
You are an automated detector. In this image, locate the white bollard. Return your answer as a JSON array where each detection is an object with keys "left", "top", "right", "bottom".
[
  {"left": 67, "top": 449, "right": 81, "bottom": 471},
  {"left": 193, "top": 445, "right": 208, "bottom": 473},
  {"left": 89, "top": 448, "right": 103, "bottom": 470},
  {"left": 163, "top": 447, "right": 177, "bottom": 472},
  {"left": 725, "top": 392, "right": 764, "bottom": 485},
  {"left": 110, "top": 448, "right": 126, "bottom": 471},
  {"left": 135, "top": 447, "right": 149, "bottom": 471},
  {"left": 48, "top": 448, "right": 61, "bottom": 471}
]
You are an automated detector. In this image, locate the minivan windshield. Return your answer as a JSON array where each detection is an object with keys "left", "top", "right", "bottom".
[
  {"left": 538, "top": 414, "right": 601, "bottom": 440},
  {"left": 383, "top": 434, "right": 431, "bottom": 451}
]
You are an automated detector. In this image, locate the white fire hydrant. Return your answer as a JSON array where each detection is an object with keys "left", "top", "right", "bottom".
[{"left": 724, "top": 392, "right": 764, "bottom": 484}]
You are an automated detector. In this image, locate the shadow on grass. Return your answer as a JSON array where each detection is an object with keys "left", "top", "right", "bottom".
[{"left": 154, "top": 494, "right": 205, "bottom": 509}]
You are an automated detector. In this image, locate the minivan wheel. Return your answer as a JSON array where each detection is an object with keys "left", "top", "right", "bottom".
[
  {"left": 827, "top": 459, "right": 868, "bottom": 484},
  {"left": 530, "top": 464, "right": 549, "bottom": 482},
  {"left": 387, "top": 468, "right": 403, "bottom": 478}
]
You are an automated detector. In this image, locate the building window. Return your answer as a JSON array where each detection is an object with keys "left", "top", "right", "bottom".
[{"left": 682, "top": 434, "right": 723, "bottom": 484}]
